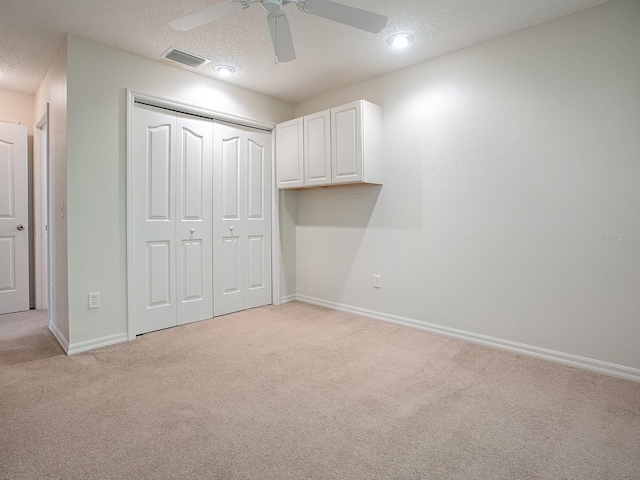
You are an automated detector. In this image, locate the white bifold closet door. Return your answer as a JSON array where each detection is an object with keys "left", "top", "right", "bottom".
[
  {"left": 133, "top": 104, "right": 213, "bottom": 335},
  {"left": 213, "top": 124, "right": 272, "bottom": 317}
]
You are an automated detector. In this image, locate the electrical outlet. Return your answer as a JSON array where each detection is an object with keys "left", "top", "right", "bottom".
[
  {"left": 373, "top": 274, "right": 381, "bottom": 289},
  {"left": 88, "top": 292, "right": 100, "bottom": 309}
]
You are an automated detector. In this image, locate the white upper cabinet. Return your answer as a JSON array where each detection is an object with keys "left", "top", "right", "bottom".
[
  {"left": 276, "top": 100, "right": 383, "bottom": 189},
  {"left": 304, "top": 109, "right": 331, "bottom": 186},
  {"left": 275, "top": 117, "right": 304, "bottom": 189},
  {"left": 331, "top": 101, "right": 362, "bottom": 184}
]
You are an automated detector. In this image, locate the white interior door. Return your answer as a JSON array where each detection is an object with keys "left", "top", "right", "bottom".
[
  {"left": 0, "top": 122, "right": 29, "bottom": 315},
  {"left": 132, "top": 104, "right": 213, "bottom": 335},
  {"left": 213, "top": 124, "right": 272, "bottom": 316}
]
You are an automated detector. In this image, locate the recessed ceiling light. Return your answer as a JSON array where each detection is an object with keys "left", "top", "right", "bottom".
[
  {"left": 387, "top": 33, "right": 413, "bottom": 48},
  {"left": 214, "top": 65, "right": 236, "bottom": 76}
]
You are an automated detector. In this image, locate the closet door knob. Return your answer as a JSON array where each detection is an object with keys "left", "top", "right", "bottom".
[{"left": 17, "top": 224, "right": 25, "bottom": 231}]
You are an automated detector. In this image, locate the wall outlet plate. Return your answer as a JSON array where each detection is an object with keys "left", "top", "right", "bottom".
[
  {"left": 373, "top": 274, "right": 381, "bottom": 288},
  {"left": 88, "top": 292, "right": 100, "bottom": 309}
]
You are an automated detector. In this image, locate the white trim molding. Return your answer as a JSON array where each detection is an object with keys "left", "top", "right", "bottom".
[
  {"left": 127, "top": 90, "right": 274, "bottom": 131},
  {"left": 296, "top": 295, "right": 640, "bottom": 383},
  {"left": 34, "top": 104, "right": 50, "bottom": 312},
  {"left": 271, "top": 142, "right": 281, "bottom": 307},
  {"left": 48, "top": 321, "right": 69, "bottom": 354},
  {"left": 126, "top": 91, "right": 135, "bottom": 340},
  {"left": 68, "top": 333, "right": 128, "bottom": 355},
  {"left": 280, "top": 294, "right": 297, "bottom": 304}
]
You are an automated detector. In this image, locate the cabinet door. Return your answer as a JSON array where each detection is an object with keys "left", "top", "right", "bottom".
[
  {"left": 331, "top": 101, "right": 363, "bottom": 184},
  {"left": 304, "top": 110, "right": 331, "bottom": 186},
  {"left": 275, "top": 118, "right": 303, "bottom": 189}
]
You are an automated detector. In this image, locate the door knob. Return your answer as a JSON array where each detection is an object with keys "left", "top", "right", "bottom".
[
  {"left": 190, "top": 228, "right": 195, "bottom": 234},
  {"left": 17, "top": 224, "right": 25, "bottom": 231},
  {"left": 229, "top": 226, "right": 234, "bottom": 231}
]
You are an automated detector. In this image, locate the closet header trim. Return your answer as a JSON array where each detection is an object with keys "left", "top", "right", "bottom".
[{"left": 129, "top": 90, "right": 274, "bottom": 132}]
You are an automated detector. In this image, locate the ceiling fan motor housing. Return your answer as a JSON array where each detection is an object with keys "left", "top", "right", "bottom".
[{"left": 261, "top": 0, "right": 283, "bottom": 13}]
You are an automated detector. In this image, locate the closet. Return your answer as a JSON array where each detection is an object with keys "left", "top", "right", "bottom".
[{"left": 132, "top": 103, "right": 272, "bottom": 335}]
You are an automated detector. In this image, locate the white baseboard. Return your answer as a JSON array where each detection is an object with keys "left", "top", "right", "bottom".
[
  {"left": 296, "top": 295, "right": 640, "bottom": 383},
  {"left": 280, "top": 294, "right": 298, "bottom": 304},
  {"left": 48, "top": 321, "right": 69, "bottom": 354},
  {"left": 67, "top": 332, "right": 128, "bottom": 355}
]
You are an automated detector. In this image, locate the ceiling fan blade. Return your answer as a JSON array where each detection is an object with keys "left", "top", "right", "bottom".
[
  {"left": 267, "top": 12, "right": 296, "bottom": 63},
  {"left": 169, "top": 0, "right": 246, "bottom": 31},
  {"left": 300, "top": 0, "right": 388, "bottom": 34}
]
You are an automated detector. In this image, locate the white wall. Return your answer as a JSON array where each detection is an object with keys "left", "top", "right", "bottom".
[
  {"left": 34, "top": 39, "right": 69, "bottom": 344},
  {"left": 0, "top": 90, "right": 33, "bottom": 127},
  {"left": 279, "top": 191, "right": 298, "bottom": 300},
  {"left": 294, "top": 0, "right": 640, "bottom": 372},
  {"left": 0, "top": 90, "right": 36, "bottom": 307},
  {"left": 64, "top": 36, "right": 294, "bottom": 348}
]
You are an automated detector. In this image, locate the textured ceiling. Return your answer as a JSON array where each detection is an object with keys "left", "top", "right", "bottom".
[{"left": 0, "top": 0, "right": 610, "bottom": 104}]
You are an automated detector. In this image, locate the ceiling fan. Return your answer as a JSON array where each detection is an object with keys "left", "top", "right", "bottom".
[{"left": 169, "top": 0, "right": 388, "bottom": 63}]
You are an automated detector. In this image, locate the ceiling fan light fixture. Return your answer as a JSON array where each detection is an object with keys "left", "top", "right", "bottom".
[
  {"left": 214, "top": 65, "right": 236, "bottom": 76},
  {"left": 169, "top": 0, "right": 389, "bottom": 62},
  {"left": 387, "top": 33, "right": 413, "bottom": 48},
  {"left": 262, "top": 0, "right": 283, "bottom": 13}
]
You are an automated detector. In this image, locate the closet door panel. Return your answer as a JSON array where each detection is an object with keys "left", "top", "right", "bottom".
[
  {"left": 247, "top": 235, "right": 265, "bottom": 290},
  {"left": 176, "top": 115, "right": 213, "bottom": 324},
  {"left": 213, "top": 124, "right": 245, "bottom": 316},
  {"left": 133, "top": 104, "right": 177, "bottom": 335},
  {"left": 247, "top": 139, "right": 265, "bottom": 221},
  {"left": 221, "top": 236, "right": 241, "bottom": 294},
  {"left": 147, "top": 241, "right": 172, "bottom": 308},
  {"left": 244, "top": 131, "right": 272, "bottom": 309}
]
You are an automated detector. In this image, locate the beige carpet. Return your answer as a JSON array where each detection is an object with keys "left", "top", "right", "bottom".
[{"left": 1, "top": 302, "right": 639, "bottom": 480}]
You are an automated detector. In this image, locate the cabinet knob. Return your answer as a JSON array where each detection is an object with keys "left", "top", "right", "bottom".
[
  {"left": 190, "top": 228, "right": 195, "bottom": 234},
  {"left": 229, "top": 226, "right": 234, "bottom": 231}
]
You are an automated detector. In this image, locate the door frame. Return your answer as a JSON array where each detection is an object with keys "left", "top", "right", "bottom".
[
  {"left": 125, "top": 90, "right": 282, "bottom": 341},
  {"left": 34, "top": 104, "right": 50, "bottom": 312}
]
